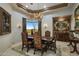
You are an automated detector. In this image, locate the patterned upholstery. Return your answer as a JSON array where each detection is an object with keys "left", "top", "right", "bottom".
[
  {"left": 33, "top": 32, "right": 47, "bottom": 55},
  {"left": 33, "top": 32, "right": 42, "bottom": 49},
  {"left": 21, "top": 32, "right": 28, "bottom": 50},
  {"left": 21, "top": 32, "right": 33, "bottom": 52}
]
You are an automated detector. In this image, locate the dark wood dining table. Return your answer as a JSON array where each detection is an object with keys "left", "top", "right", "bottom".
[
  {"left": 27, "top": 36, "right": 53, "bottom": 45},
  {"left": 27, "top": 36, "right": 56, "bottom": 53},
  {"left": 27, "top": 36, "right": 53, "bottom": 41}
]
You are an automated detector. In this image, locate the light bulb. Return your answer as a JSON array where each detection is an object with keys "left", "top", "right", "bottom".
[
  {"left": 44, "top": 5, "right": 46, "bottom": 8},
  {"left": 26, "top": 5, "right": 28, "bottom": 8}
]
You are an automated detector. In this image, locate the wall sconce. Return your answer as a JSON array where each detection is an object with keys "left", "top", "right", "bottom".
[
  {"left": 76, "top": 15, "right": 79, "bottom": 19},
  {"left": 43, "top": 23, "right": 48, "bottom": 29},
  {"left": 17, "top": 24, "right": 22, "bottom": 29}
]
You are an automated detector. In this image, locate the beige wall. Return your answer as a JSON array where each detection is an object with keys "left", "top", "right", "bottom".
[
  {"left": 0, "top": 3, "right": 27, "bottom": 55},
  {"left": 0, "top": 3, "right": 13, "bottom": 55},
  {"left": 42, "top": 5, "right": 75, "bottom": 36}
]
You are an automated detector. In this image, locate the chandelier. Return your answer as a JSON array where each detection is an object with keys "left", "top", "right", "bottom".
[
  {"left": 29, "top": 12, "right": 43, "bottom": 20},
  {"left": 33, "top": 12, "right": 43, "bottom": 19},
  {"left": 29, "top": 3, "right": 43, "bottom": 20}
]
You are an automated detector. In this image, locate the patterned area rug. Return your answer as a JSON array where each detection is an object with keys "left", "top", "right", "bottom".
[
  {"left": 12, "top": 44, "right": 59, "bottom": 56},
  {"left": 12, "top": 45, "right": 29, "bottom": 56},
  {"left": 11, "top": 41, "right": 79, "bottom": 56}
]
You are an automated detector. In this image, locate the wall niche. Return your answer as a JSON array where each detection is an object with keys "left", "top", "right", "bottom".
[{"left": 0, "top": 7, "right": 11, "bottom": 35}]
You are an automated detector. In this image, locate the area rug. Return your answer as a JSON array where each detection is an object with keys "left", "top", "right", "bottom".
[
  {"left": 12, "top": 45, "right": 29, "bottom": 56},
  {"left": 11, "top": 44, "right": 60, "bottom": 56},
  {"left": 11, "top": 41, "right": 79, "bottom": 56}
]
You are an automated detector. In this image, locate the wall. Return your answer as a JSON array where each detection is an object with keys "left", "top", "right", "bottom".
[
  {"left": 11, "top": 11, "right": 27, "bottom": 44},
  {"left": 42, "top": 6, "right": 75, "bottom": 36},
  {"left": 0, "top": 3, "right": 27, "bottom": 55},
  {"left": 0, "top": 3, "right": 14, "bottom": 55}
]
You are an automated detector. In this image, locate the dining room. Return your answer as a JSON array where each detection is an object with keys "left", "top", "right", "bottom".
[{"left": 0, "top": 3, "right": 79, "bottom": 56}]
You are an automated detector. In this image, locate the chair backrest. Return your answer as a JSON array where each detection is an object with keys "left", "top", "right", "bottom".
[
  {"left": 21, "top": 32, "right": 28, "bottom": 45},
  {"left": 45, "top": 31, "right": 50, "bottom": 38},
  {"left": 33, "top": 32, "right": 42, "bottom": 49}
]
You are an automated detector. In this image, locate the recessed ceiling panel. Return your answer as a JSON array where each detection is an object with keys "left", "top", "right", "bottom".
[{"left": 21, "top": 3, "right": 61, "bottom": 10}]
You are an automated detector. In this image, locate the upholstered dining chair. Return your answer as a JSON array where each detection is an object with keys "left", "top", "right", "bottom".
[
  {"left": 68, "top": 31, "right": 75, "bottom": 46},
  {"left": 51, "top": 31, "right": 57, "bottom": 53},
  {"left": 21, "top": 32, "right": 33, "bottom": 52},
  {"left": 45, "top": 31, "right": 56, "bottom": 53},
  {"left": 21, "top": 32, "right": 27, "bottom": 50},
  {"left": 33, "top": 32, "right": 47, "bottom": 56}
]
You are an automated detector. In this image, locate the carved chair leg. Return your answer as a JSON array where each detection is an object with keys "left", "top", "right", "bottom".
[
  {"left": 54, "top": 45, "right": 56, "bottom": 53},
  {"left": 22, "top": 45, "right": 24, "bottom": 51},
  {"left": 34, "top": 48, "right": 36, "bottom": 54},
  {"left": 27, "top": 45, "right": 29, "bottom": 52},
  {"left": 22, "top": 47, "right": 23, "bottom": 51},
  {"left": 41, "top": 49, "right": 44, "bottom": 56}
]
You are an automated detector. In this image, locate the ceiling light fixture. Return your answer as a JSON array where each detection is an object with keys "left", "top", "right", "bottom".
[{"left": 29, "top": 12, "right": 43, "bottom": 20}]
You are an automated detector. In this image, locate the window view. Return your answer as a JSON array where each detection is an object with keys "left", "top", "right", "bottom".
[{"left": 26, "top": 20, "right": 38, "bottom": 36}]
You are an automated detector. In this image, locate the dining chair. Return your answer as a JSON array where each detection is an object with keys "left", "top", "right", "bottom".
[
  {"left": 50, "top": 31, "right": 57, "bottom": 53},
  {"left": 21, "top": 32, "right": 33, "bottom": 52},
  {"left": 68, "top": 31, "right": 75, "bottom": 46},
  {"left": 33, "top": 32, "right": 47, "bottom": 56},
  {"left": 44, "top": 31, "right": 56, "bottom": 53}
]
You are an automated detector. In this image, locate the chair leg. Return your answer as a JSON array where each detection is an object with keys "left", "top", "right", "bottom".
[
  {"left": 22, "top": 45, "right": 24, "bottom": 51},
  {"left": 54, "top": 44, "right": 56, "bottom": 53},
  {"left": 41, "top": 49, "right": 44, "bottom": 56},
  {"left": 54, "top": 49, "right": 56, "bottom": 53},
  {"left": 50, "top": 43, "right": 56, "bottom": 53},
  {"left": 27, "top": 45, "right": 29, "bottom": 52},
  {"left": 22, "top": 47, "right": 23, "bottom": 51},
  {"left": 34, "top": 48, "right": 36, "bottom": 54}
]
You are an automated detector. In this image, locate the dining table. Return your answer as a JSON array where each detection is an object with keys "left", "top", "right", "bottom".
[
  {"left": 27, "top": 36, "right": 54, "bottom": 46},
  {"left": 27, "top": 35, "right": 56, "bottom": 52}
]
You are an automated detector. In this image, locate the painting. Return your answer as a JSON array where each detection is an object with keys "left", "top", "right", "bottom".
[
  {"left": 54, "top": 21, "right": 69, "bottom": 31},
  {"left": 53, "top": 15, "right": 71, "bottom": 31}
]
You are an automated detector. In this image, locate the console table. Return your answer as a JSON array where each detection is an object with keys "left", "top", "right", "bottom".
[{"left": 54, "top": 31, "right": 70, "bottom": 42}]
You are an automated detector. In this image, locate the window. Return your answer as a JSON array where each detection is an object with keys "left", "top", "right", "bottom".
[{"left": 26, "top": 20, "right": 39, "bottom": 36}]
